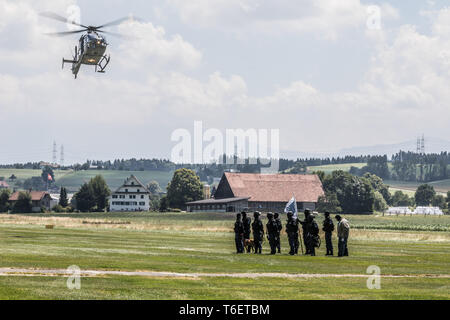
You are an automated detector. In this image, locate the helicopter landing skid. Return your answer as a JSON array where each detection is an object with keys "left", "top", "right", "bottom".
[{"left": 96, "top": 55, "right": 110, "bottom": 73}]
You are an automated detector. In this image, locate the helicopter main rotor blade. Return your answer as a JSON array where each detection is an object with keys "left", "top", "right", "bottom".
[
  {"left": 97, "top": 30, "right": 135, "bottom": 40},
  {"left": 97, "top": 15, "right": 140, "bottom": 29},
  {"left": 44, "top": 29, "right": 87, "bottom": 37},
  {"left": 40, "top": 11, "right": 89, "bottom": 29}
]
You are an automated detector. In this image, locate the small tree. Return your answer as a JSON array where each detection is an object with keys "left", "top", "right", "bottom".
[
  {"left": 74, "top": 183, "right": 95, "bottom": 212},
  {"left": 415, "top": 184, "right": 436, "bottom": 206},
  {"left": 0, "top": 189, "right": 11, "bottom": 212},
  {"left": 392, "top": 190, "right": 413, "bottom": 207},
  {"left": 23, "top": 176, "right": 46, "bottom": 191},
  {"left": 59, "top": 187, "right": 69, "bottom": 207},
  {"left": 446, "top": 191, "right": 450, "bottom": 207},
  {"left": 312, "top": 170, "right": 326, "bottom": 183},
  {"left": 147, "top": 181, "right": 162, "bottom": 195},
  {"left": 373, "top": 191, "right": 388, "bottom": 212},
  {"left": 317, "top": 192, "right": 342, "bottom": 213},
  {"left": 89, "top": 175, "right": 110, "bottom": 212},
  {"left": 9, "top": 174, "right": 17, "bottom": 181},
  {"left": 41, "top": 166, "right": 55, "bottom": 184},
  {"left": 12, "top": 192, "right": 32, "bottom": 213},
  {"left": 166, "top": 169, "right": 203, "bottom": 210},
  {"left": 432, "top": 195, "right": 447, "bottom": 210},
  {"left": 149, "top": 195, "right": 160, "bottom": 212},
  {"left": 159, "top": 195, "right": 169, "bottom": 212}
]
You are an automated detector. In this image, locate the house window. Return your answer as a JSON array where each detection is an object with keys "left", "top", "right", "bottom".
[
  {"left": 137, "top": 189, "right": 140, "bottom": 192},
  {"left": 112, "top": 195, "right": 118, "bottom": 199},
  {"left": 125, "top": 189, "right": 128, "bottom": 193},
  {"left": 141, "top": 195, "right": 144, "bottom": 199}
]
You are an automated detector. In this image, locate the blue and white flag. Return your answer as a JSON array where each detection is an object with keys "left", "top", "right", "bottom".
[{"left": 284, "top": 196, "right": 298, "bottom": 219}]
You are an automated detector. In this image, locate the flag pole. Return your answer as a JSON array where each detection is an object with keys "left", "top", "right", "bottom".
[
  {"left": 293, "top": 193, "right": 304, "bottom": 255},
  {"left": 294, "top": 193, "right": 304, "bottom": 254}
]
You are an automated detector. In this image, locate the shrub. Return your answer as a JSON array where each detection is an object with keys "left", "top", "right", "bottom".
[{"left": 52, "top": 204, "right": 66, "bottom": 213}]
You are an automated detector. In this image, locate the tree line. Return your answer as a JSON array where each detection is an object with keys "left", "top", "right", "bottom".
[{"left": 316, "top": 170, "right": 450, "bottom": 214}]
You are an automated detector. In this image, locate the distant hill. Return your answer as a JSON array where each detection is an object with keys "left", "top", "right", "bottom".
[
  {"left": 0, "top": 168, "right": 173, "bottom": 193},
  {"left": 281, "top": 137, "right": 450, "bottom": 159}
]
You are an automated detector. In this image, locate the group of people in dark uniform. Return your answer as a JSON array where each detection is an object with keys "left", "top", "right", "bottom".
[{"left": 234, "top": 209, "right": 350, "bottom": 257}]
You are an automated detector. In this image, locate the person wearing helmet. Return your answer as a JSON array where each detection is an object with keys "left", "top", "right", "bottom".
[
  {"left": 285, "top": 211, "right": 299, "bottom": 255},
  {"left": 252, "top": 211, "right": 264, "bottom": 254},
  {"left": 306, "top": 214, "right": 319, "bottom": 256},
  {"left": 234, "top": 213, "right": 244, "bottom": 253},
  {"left": 266, "top": 213, "right": 278, "bottom": 255},
  {"left": 322, "top": 212, "right": 335, "bottom": 256},
  {"left": 241, "top": 211, "right": 252, "bottom": 252},
  {"left": 299, "top": 209, "right": 311, "bottom": 254},
  {"left": 274, "top": 212, "right": 282, "bottom": 253}
]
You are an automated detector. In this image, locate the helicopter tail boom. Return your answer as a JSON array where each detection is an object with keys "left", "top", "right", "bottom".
[{"left": 62, "top": 58, "right": 77, "bottom": 69}]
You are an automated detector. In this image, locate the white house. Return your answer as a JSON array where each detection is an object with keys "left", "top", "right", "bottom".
[{"left": 109, "top": 175, "right": 151, "bottom": 212}]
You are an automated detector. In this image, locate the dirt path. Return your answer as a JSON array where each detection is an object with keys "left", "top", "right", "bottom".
[{"left": 0, "top": 268, "right": 449, "bottom": 279}]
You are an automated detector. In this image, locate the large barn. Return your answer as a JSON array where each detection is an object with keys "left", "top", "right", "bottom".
[{"left": 186, "top": 172, "right": 325, "bottom": 213}]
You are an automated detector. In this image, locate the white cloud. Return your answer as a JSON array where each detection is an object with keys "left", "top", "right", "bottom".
[
  {"left": 168, "top": 0, "right": 399, "bottom": 40},
  {"left": 117, "top": 21, "right": 202, "bottom": 71},
  {"left": 0, "top": 1, "right": 449, "bottom": 161}
]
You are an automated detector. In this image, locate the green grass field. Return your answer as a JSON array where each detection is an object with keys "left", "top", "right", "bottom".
[
  {"left": 385, "top": 179, "right": 450, "bottom": 194},
  {"left": 307, "top": 163, "right": 366, "bottom": 174},
  {"left": 0, "top": 169, "right": 173, "bottom": 192},
  {"left": 0, "top": 169, "right": 69, "bottom": 182},
  {"left": 0, "top": 212, "right": 449, "bottom": 300}
]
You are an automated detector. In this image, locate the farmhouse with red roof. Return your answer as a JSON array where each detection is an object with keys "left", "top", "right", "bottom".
[
  {"left": 186, "top": 172, "right": 325, "bottom": 213},
  {"left": 9, "top": 191, "right": 52, "bottom": 212}
]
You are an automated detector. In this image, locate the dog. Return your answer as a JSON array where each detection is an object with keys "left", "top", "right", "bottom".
[{"left": 244, "top": 239, "right": 255, "bottom": 253}]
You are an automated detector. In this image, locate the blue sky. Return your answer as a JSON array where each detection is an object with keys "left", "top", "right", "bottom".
[{"left": 0, "top": 0, "right": 449, "bottom": 164}]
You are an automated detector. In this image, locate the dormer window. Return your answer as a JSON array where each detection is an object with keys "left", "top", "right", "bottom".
[
  {"left": 125, "top": 189, "right": 128, "bottom": 193},
  {"left": 137, "top": 189, "right": 140, "bottom": 192}
]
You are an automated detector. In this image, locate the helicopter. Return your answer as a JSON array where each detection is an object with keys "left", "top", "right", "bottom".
[{"left": 40, "top": 12, "right": 135, "bottom": 79}]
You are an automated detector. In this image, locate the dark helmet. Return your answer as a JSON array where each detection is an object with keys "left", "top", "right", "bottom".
[
  {"left": 267, "top": 212, "right": 274, "bottom": 219},
  {"left": 274, "top": 212, "right": 279, "bottom": 219},
  {"left": 241, "top": 211, "right": 247, "bottom": 217},
  {"left": 335, "top": 215, "right": 342, "bottom": 221},
  {"left": 287, "top": 211, "right": 293, "bottom": 218},
  {"left": 253, "top": 211, "right": 261, "bottom": 218},
  {"left": 236, "top": 213, "right": 242, "bottom": 219},
  {"left": 324, "top": 211, "right": 330, "bottom": 217},
  {"left": 304, "top": 209, "right": 311, "bottom": 216}
]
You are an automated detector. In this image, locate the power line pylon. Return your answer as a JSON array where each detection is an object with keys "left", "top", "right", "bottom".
[
  {"left": 52, "top": 141, "right": 57, "bottom": 165},
  {"left": 60, "top": 145, "right": 65, "bottom": 167}
]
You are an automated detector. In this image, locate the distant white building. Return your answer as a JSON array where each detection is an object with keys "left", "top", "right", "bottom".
[
  {"left": 385, "top": 206, "right": 444, "bottom": 215},
  {"left": 49, "top": 193, "right": 75, "bottom": 208},
  {"left": 385, "top": 207, "right": 412, "bottom": 215},
  {"left": 109, "top": 175, "right": 151, "bottom": 212},
  {"left": 413, "top": 206, "right": 444, "bottom": 215}
]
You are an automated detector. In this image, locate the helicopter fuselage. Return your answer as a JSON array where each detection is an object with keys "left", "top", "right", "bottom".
[{"left": 63, "top": 31, "right": 110, "bottom": 79}]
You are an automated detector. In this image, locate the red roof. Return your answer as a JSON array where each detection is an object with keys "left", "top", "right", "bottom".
[
  {"left": 9, "top": 191, "right": 50, "bottom": 201},
  {"left": 0, "top": 181, "right": 9, "bottom": 188},
  {"left": 223, "top": 172, "right": 325, "bottom": 203}
]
